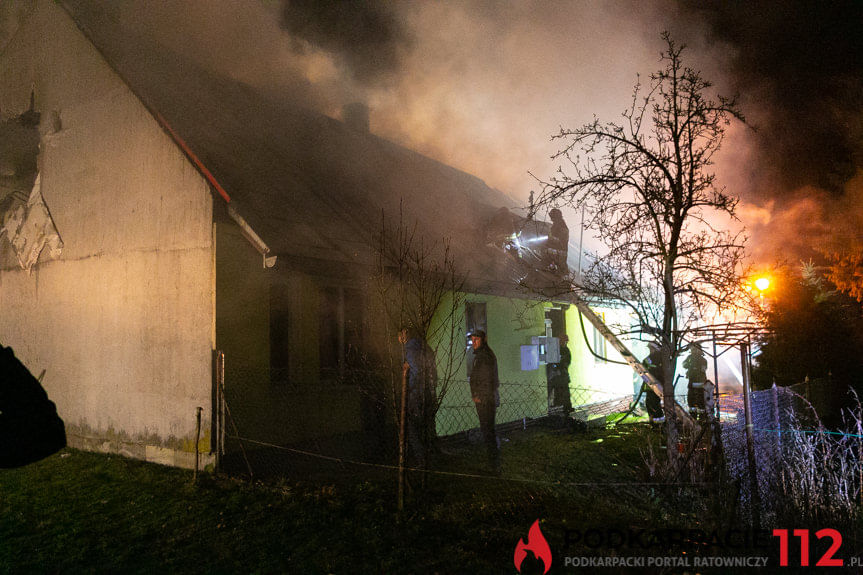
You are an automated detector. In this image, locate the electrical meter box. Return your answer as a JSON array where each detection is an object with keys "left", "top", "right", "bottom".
[
  {"left": 545, "top": 336, "right": 560, "bottom": 363},
  {"left": 520, "top": 345, "right": 539, "bottom": 371},
  {"left": 530, "top": 336, "right": 561, "bottom": 364}
]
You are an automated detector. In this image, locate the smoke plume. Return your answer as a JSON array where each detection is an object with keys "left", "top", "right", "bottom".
[
  {"left": 5, "top": 0, "right": 859, "bottom": 265},
  {"left": 279, "top": 0, "right": 412, "bottom": 86},
  {"left": 683, "top": 0, "right": 863, "bottom": 262}
]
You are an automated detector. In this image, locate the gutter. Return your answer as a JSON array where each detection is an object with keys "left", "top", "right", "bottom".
[
  {"left": 153, "top": 112, "right": 231, "bottom": 204},
  {"left": 155, "top": 113, "right": 275, "bottom": 268},
  {"left": 227, "top": 205, "right": 276, "bottom": 268},
  {"left": 155, "top": 112, "right": 274, "bottom": 268}
]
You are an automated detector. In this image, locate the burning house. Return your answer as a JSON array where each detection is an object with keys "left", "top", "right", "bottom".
[{"left": 0, "top": 0, "right": 643, "bottom": 469}]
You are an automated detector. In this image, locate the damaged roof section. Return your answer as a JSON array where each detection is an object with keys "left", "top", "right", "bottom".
[
  {"left": 58, "top": 1, "right": 574, "bottom": 296},
  {"left": 0, "top": 101, "right": 39, "bottom": 200},
  {"left": 59, "top": 0, "right": 523, "bottom": 278}
]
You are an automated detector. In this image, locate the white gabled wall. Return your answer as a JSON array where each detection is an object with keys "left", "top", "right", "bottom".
[{"left": 0, "top": 0, "right": 214, "bottom": 466}]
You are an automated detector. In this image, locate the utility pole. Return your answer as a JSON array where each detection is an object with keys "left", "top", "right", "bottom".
[{"left": 576, "top": 205, "right": 585, "bottom": 281}]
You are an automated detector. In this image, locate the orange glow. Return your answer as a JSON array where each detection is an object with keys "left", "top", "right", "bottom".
[{"left": 755, "top": 277, "right": 771, "bottom": 292}]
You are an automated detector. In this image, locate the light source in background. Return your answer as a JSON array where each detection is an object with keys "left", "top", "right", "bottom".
[{"left": 754, "top": 276, "right": 771, "bottom": 307}]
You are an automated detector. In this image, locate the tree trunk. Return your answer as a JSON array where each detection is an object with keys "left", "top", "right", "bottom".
[{"left": 662, "top": 345, "right": 680, "bottom": 474}]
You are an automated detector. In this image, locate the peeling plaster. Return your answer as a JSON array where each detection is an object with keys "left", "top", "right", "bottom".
[{"left": 0, "top": 173, "right": 63, "bottom": 271}]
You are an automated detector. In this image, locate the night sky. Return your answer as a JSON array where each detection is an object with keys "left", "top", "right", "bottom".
[{"left": 4, "top": 0, "right": 859, "bottom": 264}]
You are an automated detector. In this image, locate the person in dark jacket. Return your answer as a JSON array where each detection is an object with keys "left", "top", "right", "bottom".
[
  {"left": 468, "top": 330, "right": 500, "bottom": 473},
  {"left": 642, "top": 342, "right": 665, "bottom": 423},
  {"left": 546, "top": 334, "right": 572, "bottom": 414},
  {"left": 684, "top": 344, "right": 708, "bottom": 415},
  {"left": 399, "top": 327, "right": 437, "bottom": 467},
  {"left": 546, "top": 208, "right": 569, "bottom": 272}
]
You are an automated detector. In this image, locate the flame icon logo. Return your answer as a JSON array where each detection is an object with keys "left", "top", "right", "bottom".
[{"left": 514, "top": 519, "right": 552, "bottom": 574}]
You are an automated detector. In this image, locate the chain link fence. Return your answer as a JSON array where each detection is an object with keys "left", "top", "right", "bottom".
[
  {"left": 720, "top": 380, "right": 863, "bottom": 527},
  {"left": 216, "top": 362, "right": 640, "bottom": 484},
  {"left": 214, "top": 352, "right": 862, "bottom": 537}
]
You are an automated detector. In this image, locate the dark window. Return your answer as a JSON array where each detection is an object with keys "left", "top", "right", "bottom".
[
  {"left": 320, "top": 286, "right": 364, "bottom": 381},
  {"left": 319, "top": 287, "right": 340, "bottom": 378},
  {"left": 269, "top": 285, "right": 291, "bottom": 383},
  {"left": 545, "top": 307, "right": 567, "bottom": 338}
]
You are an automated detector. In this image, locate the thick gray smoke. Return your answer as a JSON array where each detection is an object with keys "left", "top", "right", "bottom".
[
  {"left": 4, "top": 0, "right": 858, "bottom": 264},
  {"left": 687, "top": 0, "right": 863, "bottom": 196},
  {"left": 275, "top": 0, "right": 863, "bottom": 262},
  {"left": 279, "top": 0, "right": 412, "bottom": 86},
  {"left": 682, "top": 1, "right": 863, "bottom": 262}
]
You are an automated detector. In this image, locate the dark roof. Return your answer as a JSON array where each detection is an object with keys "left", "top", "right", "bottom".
[{"left": 60, "top": 0, "right": 523, "bottom": 279}]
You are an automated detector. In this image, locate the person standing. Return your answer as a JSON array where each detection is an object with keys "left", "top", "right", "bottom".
[
  {"left": 546, "top": 334, "right": 573, "bottom": 414},
  {"left": 547, "top": 208, "right": 570, "bottom": 272},
  {"left": 468, "top": 330, "right": 500, "bottom": 473},
  {"left": 398, "top": 327, "right": 437, "bottom": 468},
  {"left": 684, "top": 344, "right": 708, "bottom": 416},
  {"left": 643, "top": 342, "right": 665, "bottom": 423}
]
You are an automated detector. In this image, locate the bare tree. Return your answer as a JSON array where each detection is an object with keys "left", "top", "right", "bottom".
[
  {"left": 372, "top": 204, "right": 466, "bottom": 504},
  {"left": 532, "top": 33, "right": 748, "bottom": 468}
]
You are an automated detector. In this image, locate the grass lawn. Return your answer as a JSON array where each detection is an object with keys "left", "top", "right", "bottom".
[{"left": 0, "top": 424, "right": 738, "bottom": 574}]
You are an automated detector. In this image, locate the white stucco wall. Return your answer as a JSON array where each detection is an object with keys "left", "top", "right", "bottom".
[{"left": 0, "top": 0, "right": 215, "bottom": 465}]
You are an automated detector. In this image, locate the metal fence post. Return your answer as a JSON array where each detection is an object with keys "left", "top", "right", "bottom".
[
  {"left": 397, "top": 365, "right": 408, "bottom": 516},
  {"left": 194, "top": 406, "right": 202, "bottom": 482},
  {"left": 741, "top": 341, "right": 761, "bottom": 528},
  {"left": 712, "top": 332, "right": 720, "bottom": 421},
  {"left": 771, "top": 382, "right": 781, "bottom": 454},
  {"left": 213, "top": 350, "right": 226, "bottom": 472}
]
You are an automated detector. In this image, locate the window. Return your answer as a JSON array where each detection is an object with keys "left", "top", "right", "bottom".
[
  {"left": 319, "top": 286, "right": 364, "bottom": 380},
  {"left": 269, "top": 285, "right": 291, "bottom": 382},
  {"left": 545, "top": 307, "right": 566, "bottom": 338},
  {"left": 593, "top": 312, "right": 608, "bottom": 364}
]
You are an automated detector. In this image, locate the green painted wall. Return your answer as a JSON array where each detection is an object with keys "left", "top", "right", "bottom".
[
  {"left": 431, "top": 293, "right": 546, "bottom": 436},
  {"left": 214, "top": 241, "right": 642, "bottom": 447},
  {"left": 215, "top": 222, "right": 271, "bottom": 443},
  {"left": 564, "top": 304, "right": 642, "bottom": 410},
  {"left": 284, "top": 273, "right": 321, "bottom": 386},
  {"left": 219, "top": 262, "right": 367, "bottom": 448},
  {"left": 431, "top": 294, "right": 640, "bottom": 436},
  {"left": 276, "top": 274, "right": 366, "bottom": 444}
]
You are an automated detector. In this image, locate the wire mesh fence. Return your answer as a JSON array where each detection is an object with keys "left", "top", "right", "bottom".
[
  {"left": 216, "top": 361, "right": 644, "bottom": 485},
  {"left": 212, "top": 361, "right": 764, "bottom": 555},
  {"left": 214, "top": 356, "right": 862, "bottom": 537},
  {"left": 719, "top": 380, "right": 863, "bottom": 527}
]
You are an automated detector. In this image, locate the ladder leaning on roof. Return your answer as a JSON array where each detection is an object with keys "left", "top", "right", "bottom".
[{"left": 570, "top": 296, "right": 696, "bottom": 428}]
